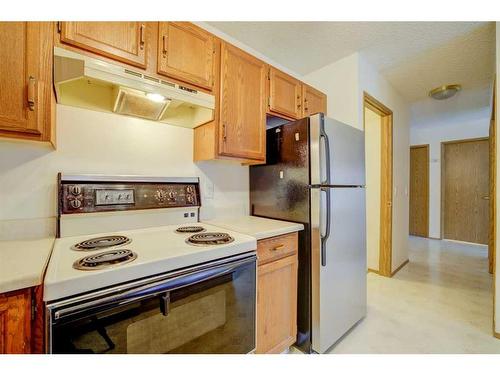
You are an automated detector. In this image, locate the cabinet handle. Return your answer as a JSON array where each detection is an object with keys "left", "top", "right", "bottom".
[
  {"left": 162, "top": 35, "right": 167, "bottom": 56},
  {"left": 271, "top": 244, "right": 285, "bottom": 251},
  {"left": 27, "top": 76, "right": 36, "bottom": 111},
  {"left": 140, "top": 24, "right": 146, "bottom": 50},
  {"left": 222, "top": 124, "right": 227, "bottom": 142}
]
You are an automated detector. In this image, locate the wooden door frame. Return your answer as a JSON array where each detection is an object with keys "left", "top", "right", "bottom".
[
  {"left": 490, "top": 77, "right": 497, "bottom": 338},
  {"left": 363, "top": 92, "right": 393, "bottom": 277},
  {"left": 409, "top": 144, "right": 430, "bottom": 238},
  {"left": 440, "top": 137, "right": 490, "bottom": 242}
]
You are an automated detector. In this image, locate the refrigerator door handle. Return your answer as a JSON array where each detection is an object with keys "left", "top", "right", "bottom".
[
  {"left": 320, "top": 187, "right": 332, "bottom": 267},
  {"left": 320, "top": 123, "right": 331, "bottom": 185}
]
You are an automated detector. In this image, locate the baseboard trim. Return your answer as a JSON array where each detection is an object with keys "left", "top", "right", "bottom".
[
  {"left": 494, "top": 332, "right": 500, "bottom": 340},
  {"left": 391, "top": 259, "right": 409, "bottom": 277},
  {"left": 442, "top": 238, "right": 488, "bottom": 248},
  {"left": 367, "top": 268, "right": 379, "bottom": 274}
]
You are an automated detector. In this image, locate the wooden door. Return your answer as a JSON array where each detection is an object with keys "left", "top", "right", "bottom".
[
  {"left": 443, "top": 139, "right": 489, "bottom": 244},
  {"left": 158, "top": 22, "right": 215, "bottom": 91},
  {"left": 219, "top": 43, "right": 266, "bottom": 161},
  {"left": 0, "top": 290, "right": 31, "bottom": 354},
  {"left": 409, "top": 145, "right": 429, "bottom": 237},
  {"left": 60, "top": 22, "right": 148, "bottom": 68},
  {"left": 0, "top": 22, "right": 45, "bottom": 138},
  {"left": 268, "top": 67, "right": 302, "bottom": 119},
  {"left": 302, "top": 84, "right": 327, "bottom": 116},
  {"left": 256, "top": 255, "right": 298, "bottom": 354}
]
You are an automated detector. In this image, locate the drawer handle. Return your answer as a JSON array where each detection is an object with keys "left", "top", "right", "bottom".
[{"left": 271, "top": 244, "right": 285, "bottom": 251}]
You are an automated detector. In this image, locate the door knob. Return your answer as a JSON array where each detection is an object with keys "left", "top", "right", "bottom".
[{"left": 482, "top": 196, "right": 490, "bottom": 200}]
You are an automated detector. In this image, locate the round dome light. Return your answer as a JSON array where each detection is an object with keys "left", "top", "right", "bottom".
[{"left": 429, "top": 84, "right": 462, "bottom": 100}]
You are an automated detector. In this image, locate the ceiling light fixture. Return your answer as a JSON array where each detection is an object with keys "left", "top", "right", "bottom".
[{"left": 429, "top": 84, "right": 462, "bottom": 100}]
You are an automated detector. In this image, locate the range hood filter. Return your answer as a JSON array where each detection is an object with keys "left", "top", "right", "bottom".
[{"left": 113, "top": 87, "right": 171, "bottom": 121}]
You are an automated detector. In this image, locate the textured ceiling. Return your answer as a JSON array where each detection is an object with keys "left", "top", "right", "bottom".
[{"left": 208, "top": 22, "right": 495, "bottom": 103}]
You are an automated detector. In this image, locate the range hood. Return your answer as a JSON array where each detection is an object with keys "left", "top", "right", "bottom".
[{"left": 53, "top": 47, "right": 215, "bottom": 128}]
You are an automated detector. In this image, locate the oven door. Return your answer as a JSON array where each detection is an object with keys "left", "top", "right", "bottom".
[{"left": 47, "top": 255, "right": 256, "bottom": 354}]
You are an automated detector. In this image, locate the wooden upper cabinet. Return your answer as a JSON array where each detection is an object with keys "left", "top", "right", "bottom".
[
  {"left": 302, "top": 84, "right": 327, "bottom": 117},
  {"left": 60, "top": 22, "right": 148, "bottom": 68},
  {"left": 219, "top": 43, "right": 266, "bottom": 161},
  {"left": 158, "top": 22, "right": 215, "bottom": 91},
  {"left": 268, "top": 67, "right": 302, "bottom": 119},
  {"left": 0, "top": 22, "right": 54, "bottom": 143}
]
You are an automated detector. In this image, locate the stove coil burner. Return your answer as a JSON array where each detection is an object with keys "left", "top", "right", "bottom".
[
  {"left": 73, "top": 249, "right": 137, "bottom": 271},
  {"left": 175, "top": 226, "right": 206, "bottom": 234},
  {"left": 186, "top": 232, "right": 234, "bottom": 246},
  {"left": 71, "top": 235, "right": 132, "bottom": 251}
]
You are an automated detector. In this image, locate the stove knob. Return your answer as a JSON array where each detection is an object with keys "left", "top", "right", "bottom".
[
  {"left": 69, "top": 185, "right": 82, "bottom": 196},
  {"left": 69, "top": 199, "right": 82, "bottom": 209},
  {"left": 186, "top": 186, "right": 194, "bottom": 194},
  {"left": 186, "top": 195, "right": 194, "bottom": 204}
]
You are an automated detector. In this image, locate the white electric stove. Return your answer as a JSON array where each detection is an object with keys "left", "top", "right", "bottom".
[{"left": 44, "top": 174, "right": 257, "bottom": 354}]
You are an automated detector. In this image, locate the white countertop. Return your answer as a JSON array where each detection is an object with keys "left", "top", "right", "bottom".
[
  {"left": 204, "top": 216, "right": 304, "bottom": 240},
  {"left": 0, "top": 237, "right": 54, "bottom": 294}
]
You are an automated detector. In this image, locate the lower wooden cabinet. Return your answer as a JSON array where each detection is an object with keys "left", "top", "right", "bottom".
[
  {"left": 0, "top": 289, "right": 31, "bottom": 353},
  {"left": 256, "top": 232, "right": 298, "bottom": 354},
  {"left": 0, "top": 286, "right": 43, "bottom": 354}
]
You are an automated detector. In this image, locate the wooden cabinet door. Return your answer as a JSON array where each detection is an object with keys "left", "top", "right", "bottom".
[
  {"left": 0, "top": 22, "right": 48, "bottom": 139},
  {"left": 60, "top": 22, "right": 148, "bottom": 68},
  {"left": 219, "top": 43, "right": 266, "bottom": 161},
  {"left": 0, "top": 290, "right": 31, "bottom": 354},
  {"left": 302, "top": 84, "right": 327, "bottom": 116},
  {"left": 158, "top": 22, "right": 215, "bottom": 91},
  {"left": 256, "top": 254, "right": 298, "bottom": 354},
  {"left": 269, "top": 67, "right": 302, "bottom": 119}
]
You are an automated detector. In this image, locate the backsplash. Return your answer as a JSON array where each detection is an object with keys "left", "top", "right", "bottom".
[{"left": 0, "top": 105, "right": 249, "bottom": 240}]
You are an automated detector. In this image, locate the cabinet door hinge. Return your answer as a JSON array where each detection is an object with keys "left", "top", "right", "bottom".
[{"left": 57, "top": 21, "right": 62, "bottom": 33}]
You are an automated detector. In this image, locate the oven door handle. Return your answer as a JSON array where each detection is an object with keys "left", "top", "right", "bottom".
[{"left": 52, "top": 256, "right": 254, "bottom": 322}]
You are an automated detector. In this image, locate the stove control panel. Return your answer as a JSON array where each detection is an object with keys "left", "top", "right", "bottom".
[{"left": 60, "top": 181, "right": 200, "bottom": 214}]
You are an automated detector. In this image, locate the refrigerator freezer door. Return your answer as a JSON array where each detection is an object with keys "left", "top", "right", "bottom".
[
  {"left": 310, "top": 114, "right": 365, "bottom": 186},
  {"left": 311, "top": 186, "right": 367, "bottom": 353}
]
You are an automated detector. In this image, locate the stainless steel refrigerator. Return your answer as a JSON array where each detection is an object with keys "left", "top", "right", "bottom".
[{"left": 250, "top": 113, "right": 366, "bottom": 353}]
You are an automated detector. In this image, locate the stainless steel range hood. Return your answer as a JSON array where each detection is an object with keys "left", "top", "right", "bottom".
[{"left": 53, "top": 47, "right": 215, "bottom": 128}]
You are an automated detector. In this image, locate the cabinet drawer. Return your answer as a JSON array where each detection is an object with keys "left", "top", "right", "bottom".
[{"left": 257, "top": 232, "right": 298, "bottom": 265}]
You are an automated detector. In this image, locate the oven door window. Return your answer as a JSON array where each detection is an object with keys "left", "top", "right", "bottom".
[{"left": 51, "top": 259, "right": 256, "bottom": 354}]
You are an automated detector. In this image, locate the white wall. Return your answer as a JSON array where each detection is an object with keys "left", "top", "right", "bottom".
[
  {"left": 304, "top": 52, "right": 411, "bottom": 272},
  {"left": 365, "top": 107, "right": 382, "bottom": 271},
  {"left": 0, "top": 105, "right": 249, "bottom": 240},
  {"left": 303, "top": 53, "right": 360, "bottom": 128},
  {"left": 410, "top": 111, "right": 490, "bottom": 239}
]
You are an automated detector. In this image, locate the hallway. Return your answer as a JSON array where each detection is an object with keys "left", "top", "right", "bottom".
[{"left": 328, "top": 236, "right": 500, "bottom": 353}]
